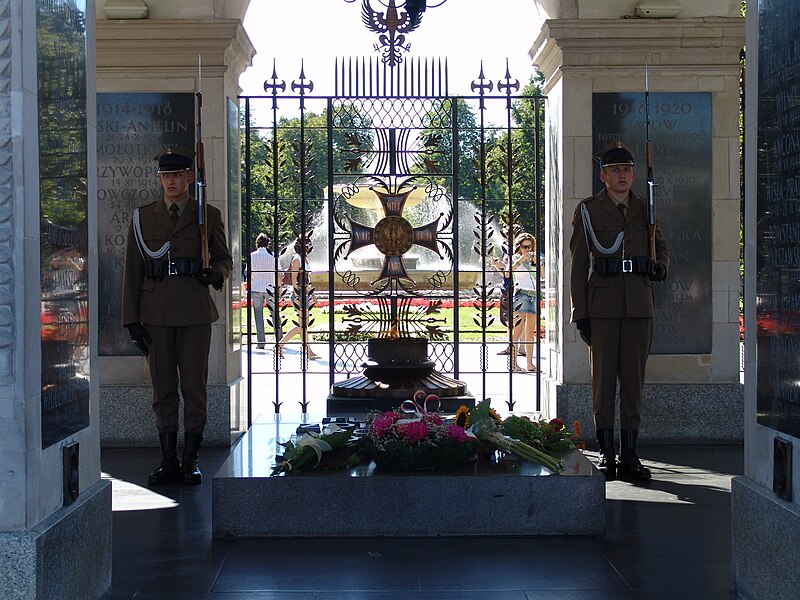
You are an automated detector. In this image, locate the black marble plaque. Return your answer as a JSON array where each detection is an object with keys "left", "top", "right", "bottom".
[
  {"left": 96, "top": 93, "right": 194, "bottom": 355},
  {"left": 756, "top": 0, "right": 800, "bottom": 437},
  {"left": 592, "top": 92, "right": 713, "bottom": 354},
  {"left": 38, "top": 0, "right": 91, "bottom": 448}
]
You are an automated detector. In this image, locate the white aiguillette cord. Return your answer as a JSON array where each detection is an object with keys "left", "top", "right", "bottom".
[
  {"left": 581, "top": 203, "right": 624, "bottom": 256},
  {"left": 133, "top": 207, "right": 170, "bottom": 261}
]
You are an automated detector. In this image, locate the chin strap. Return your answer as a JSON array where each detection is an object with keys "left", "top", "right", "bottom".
[
  {"left": 133, "top": 207, "right": 170, "bottom": 260},
  {"left": 581, "top": 203, "right": 624, "bottom": 256}
]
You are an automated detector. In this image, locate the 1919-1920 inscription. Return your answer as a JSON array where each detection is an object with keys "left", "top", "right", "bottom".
[
  {"left": 592, "top": 92, "right": 713, "bottom": 355},
  {"left": 756, "top": 0, "right": 800, "bottom": 437},
  {"left": 97, "top": 93, "right": 194, "bottom": 356}
]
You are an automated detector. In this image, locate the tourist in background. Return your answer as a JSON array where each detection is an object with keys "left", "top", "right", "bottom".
[
  {"left": 491, "top": 244, "right": 525, "bottom": 360},
  {"left": 507, "top": 232, "right": 540, "bottom": 372},
  {"left": 249, "top": 232, "right": 282, "bottom": 350},
  {"left": 569, "top": 141, "right": 668, "bottom": 482},
  {"left": 277, "top": 239, "right": 320, "bottom": 360}
]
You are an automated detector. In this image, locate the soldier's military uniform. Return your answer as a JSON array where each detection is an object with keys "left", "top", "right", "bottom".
[
  {"left": 123, "top": 147, "right": 232, "bottom": 485},
  {"left": 569, "top": 142, "right": 668, "bottom": 481}
]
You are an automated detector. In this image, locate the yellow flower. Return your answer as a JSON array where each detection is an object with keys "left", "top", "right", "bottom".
[
  {"left": 455, "top": 405, "right": 470, "bottom": 428},
  {"left": 488, "top": 407, "right": 502, "bottom": 423}
]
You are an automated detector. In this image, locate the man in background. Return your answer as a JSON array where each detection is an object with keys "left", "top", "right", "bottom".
[{"left": 249, "top": 232, "right": 282, "bottom": 350}]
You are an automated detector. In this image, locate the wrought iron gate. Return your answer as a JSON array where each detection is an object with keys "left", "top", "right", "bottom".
[{"left": 241, "top": 58, "right": 545, "bottom": 422}]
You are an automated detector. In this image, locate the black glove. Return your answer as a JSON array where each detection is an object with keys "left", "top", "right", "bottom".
[
  {"left": 576, "top": 318, "right": 591, "bottom": 347},
  {"left": 650, "top": 263, "right": 667, "bottom": 282},
  {"left": 125, "top": 323, "right": 151, "bottom": 356},
  {"left": 197, "top": 267, "right": 224, "bottom": 291}
]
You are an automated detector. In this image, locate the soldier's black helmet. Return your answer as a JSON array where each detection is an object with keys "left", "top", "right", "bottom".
[{"left": 155, "top": 146, "right": 195, "bottom": 173}]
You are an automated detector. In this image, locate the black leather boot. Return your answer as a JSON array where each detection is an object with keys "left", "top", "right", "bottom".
[
  {"left": 595, "top": 429, "right": 616, "bottom": 481},
  {"left": 618, "top": 429, "right": 652, "bottom": 482},
  {"left": 148, "top": 432, "right": 182, "bottom": 485},
  {"left": 181, "top": 433, "right": 203, "bottom": 485}
]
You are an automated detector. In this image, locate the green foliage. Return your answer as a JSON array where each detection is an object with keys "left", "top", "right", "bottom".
[
  {"left": 488, "top": 72, "right": 546, "bottom": 241},
  {"left": 500, "top": 415, "right": 576, "bottom": 454},
  {"left": 241, "top": 77, "right": 546, "bottom": 264},
  {"left": 37, "top": 1, "right": 89, "bottom": 229}
]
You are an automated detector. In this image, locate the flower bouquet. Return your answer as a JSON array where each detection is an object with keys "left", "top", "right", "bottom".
[
  {"left": 357, "top": 392, "right": 477, "bottom": 471},
  {"left": 457, "top": 399, "right": 565, "bottom": 473},
  {"left": 500, "top": 415, "right": 580, "bottom": 455},
  {"left": 272, "top": 423, "right": 356, "bottom": 475}
]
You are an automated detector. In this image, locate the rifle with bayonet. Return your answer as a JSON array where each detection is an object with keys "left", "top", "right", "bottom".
[
  {"left": 644, "top": 63, "right": 657, "bottom": 263},
  {"left": 196, "top": 56, "right": 209, "bottom": 269}
]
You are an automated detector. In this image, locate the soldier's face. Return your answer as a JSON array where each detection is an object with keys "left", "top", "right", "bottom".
[
  {"left": 159, "top": 171, "right": 194, "bottom": 201},
  {"left": 600, "top": 165, "right": 635, "bottom": 195}
]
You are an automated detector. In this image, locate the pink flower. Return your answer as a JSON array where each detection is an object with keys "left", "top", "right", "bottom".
[
  {"left": 398, "top": 421, "right": 430, "bottom": 444},
  {"left": 446, "top": 424, "right": 470, "bottom": 443},
  {"left": 370, "top": 413, "right": 399, "bottom": 438}
]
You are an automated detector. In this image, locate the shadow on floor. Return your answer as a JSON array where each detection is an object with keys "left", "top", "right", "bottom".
[{"left": 104, "top": 444, "right": 742, "bottom": 600}]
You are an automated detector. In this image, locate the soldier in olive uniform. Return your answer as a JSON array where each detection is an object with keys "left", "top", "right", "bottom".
[
  {"left": 569, "top": 141, "right": 668, "bottom": 482},
  {"left": 123, "top": 147, "right": 233, "bottom": 485}
]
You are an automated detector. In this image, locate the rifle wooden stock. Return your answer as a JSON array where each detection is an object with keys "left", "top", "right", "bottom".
[{"left": 645, "top": 133, "right": 657, "bottom": 261}]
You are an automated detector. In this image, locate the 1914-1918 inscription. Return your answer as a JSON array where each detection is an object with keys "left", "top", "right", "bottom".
[
  {"left": 592, "top": 92, "right": 713, "bottom": 355},
  {"left": 97, "top": 93, "right": 194, "bottom": 356},
  {"left": 756, "top": 0, "right": 800, "bottom": 437}
]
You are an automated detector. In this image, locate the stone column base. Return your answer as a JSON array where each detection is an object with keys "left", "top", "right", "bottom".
[
  {"left": 732, "top": 476, "right": 800, "bottom": 600},
  {"left": 554, "top": 382, "right": 743, "bottom": 443},
  {"left": 0, "top": 480, "right": 112, "bottom": 600},
  {"left": 100, "top": 381, "right": 244, "bottom": 447}
]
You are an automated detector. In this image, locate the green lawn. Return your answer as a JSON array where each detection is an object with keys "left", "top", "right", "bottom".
[{"left": 238, "top": 303, "right": 543, "bottom": 342}]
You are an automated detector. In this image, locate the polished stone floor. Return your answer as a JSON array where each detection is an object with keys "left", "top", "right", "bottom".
[{"left": 103, "top": 443, "right": 741, "bottom": 599}]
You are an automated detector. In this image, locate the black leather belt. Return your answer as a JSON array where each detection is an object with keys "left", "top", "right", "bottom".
[
  {"left": 592, "top": 256, "right": 653, "bottom": 277},
  {"left": 144, "top": 257, "right": 201, "bottom": 279}
]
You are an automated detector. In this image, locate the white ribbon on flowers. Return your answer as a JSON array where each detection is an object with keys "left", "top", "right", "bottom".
[
  {"left": 399, "top": 391, "right": 441, "bottom": 422},
  {"left": 293, "top": 424, "right": 345, "bottom": 466},
  {"left": 279, "top": 424, "right": 346, "bottom": 472}
]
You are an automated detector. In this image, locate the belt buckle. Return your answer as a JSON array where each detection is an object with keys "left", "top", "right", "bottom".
[
  {"left": 622, "top": 259, "right": 633, "bottom": 273},
  {"left": 168, "top": 252, "right": 178, "bottom": 276}
]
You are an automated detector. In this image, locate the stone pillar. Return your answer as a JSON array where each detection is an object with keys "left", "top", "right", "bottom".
[
  {"left": 530, "top": 1, "right": 745, "bottom": 442},
  {"left": 1, "top": 1, "right": 111, "bottom": 598},
  {"left": 94, "top": 1, "right": 254, "bottom": 447}
]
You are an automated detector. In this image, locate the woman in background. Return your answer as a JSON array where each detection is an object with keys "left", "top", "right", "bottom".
[
  {"left": 277, "top": 239, "right": 320, "bottom": 360},
  {"left": 508, "top": 232, "right": 539, "bottom": 372}
]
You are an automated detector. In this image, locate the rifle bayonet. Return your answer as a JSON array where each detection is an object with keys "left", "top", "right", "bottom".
[
  {"left": 644, "top": 61, "right": 657, "bottom": 261},
  {"left": 196, "top": 55, "right": 210, "bottom": 268}
]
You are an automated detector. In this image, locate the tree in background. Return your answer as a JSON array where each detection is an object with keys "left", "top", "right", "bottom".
[
  {"left": 242, "top": 109, "right": 340, "bottom": 261},
  {"left": 241, "top": 78, "right": 546, "bottom": 263},
  {"left": 489, "top": 72, "right": 546, "bottom": 246}
]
